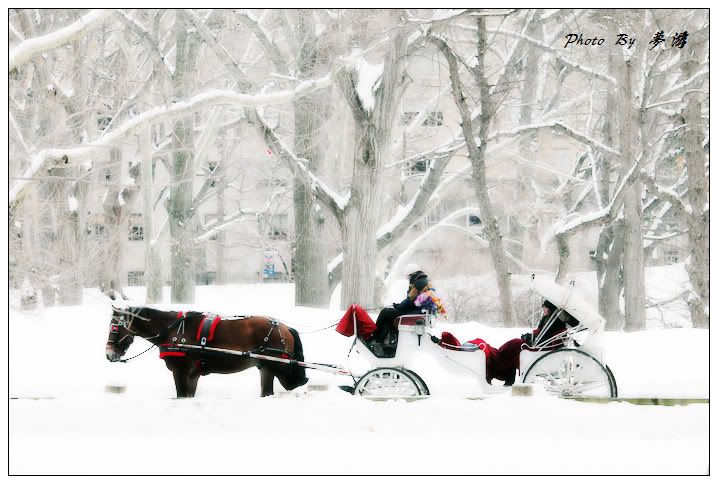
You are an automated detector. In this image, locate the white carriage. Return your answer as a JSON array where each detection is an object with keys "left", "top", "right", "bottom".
[{"left": 345, "top": 275, "right": 618, "bottom": 399}]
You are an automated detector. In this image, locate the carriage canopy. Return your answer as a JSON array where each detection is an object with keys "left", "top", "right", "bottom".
[{"left": 530, "top": 275, "right": 606, "bottom": 340}]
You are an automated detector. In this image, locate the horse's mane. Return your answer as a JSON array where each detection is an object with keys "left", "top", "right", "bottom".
[{"left": 127, "top": 306, "right": 204, "bottom": 321}]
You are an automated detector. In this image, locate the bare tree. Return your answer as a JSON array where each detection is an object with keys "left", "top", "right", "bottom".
[
  {"left": 681, "top": 31, "right": 709, "bottom": 329},
  {"left": 167, "top": 14, "right": 200, "bottom": 303}
]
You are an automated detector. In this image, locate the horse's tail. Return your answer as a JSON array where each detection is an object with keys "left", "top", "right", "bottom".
[{"left": 284, "top": 327, "right": 308, "bottom": 390}]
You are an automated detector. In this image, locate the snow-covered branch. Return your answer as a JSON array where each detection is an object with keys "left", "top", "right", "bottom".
[
  {"left": 186, "top": 9, "right": 348, "bottom": 238},
  {"left": 383, "top": 207, "right": 489, "bottom": 286},
  {"left": 641, "top": 173, "right": 689, "bottom": 215},
  {"left": 489, "top": 28, "right": 617, "bottom": 86},
  {"left": 195, "top": 201, "right": 273, "bottom": 243},
  {"left": 659, "top": 68, "right": 708, "bottom": 100},
  {"left": 257, "top": 112, "right": 348, "bottom": 220},
  {"left": 9, "top": 10, "right": 112, "bottom": 72},
  {"left": 9, "top": 79, "right": 331, "bottom": 205},
  {"left": 389, "top": 85, "right": 452, "bottom": 159},
  {"left": 195, "top": 210, "right": 247, "bottom": 243},
  {"left": 376, "top": 154, "right": 451, "bottom": 250},
  {"left": 489, "top": 121, "right": 620, "bottom": 157},
  {"left": 553, "top": 158, "right": 643, "bottom": 237}
]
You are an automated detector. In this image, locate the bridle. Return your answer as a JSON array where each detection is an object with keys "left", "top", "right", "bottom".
[{"left": 107, "top": 307, "right": 160, "bottom": 362}]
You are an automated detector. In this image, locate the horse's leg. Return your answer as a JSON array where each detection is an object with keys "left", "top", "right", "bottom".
[
  {"left": 172, "top": 370, "right": 188, "bottom": 398},
  {"left": 185, "top": 374, "right": 200, "bottom": 398},
  {"left": 259, "top": 366, "right": 275, "bottom": 397},
  {"left": 172, "top": 369, "right": 200, "bottom": 398}
]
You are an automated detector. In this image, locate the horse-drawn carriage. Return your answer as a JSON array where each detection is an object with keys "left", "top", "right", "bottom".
[
  {"left": 345, "top": 275, "right": 617, "bottom": 398},
  {"left": 105, "top": 275, "right": 617, "bottom": 399}
]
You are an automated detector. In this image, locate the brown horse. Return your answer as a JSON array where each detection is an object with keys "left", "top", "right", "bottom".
[{"left": 105, "top": 305, "right": 308, "bottom": 398}]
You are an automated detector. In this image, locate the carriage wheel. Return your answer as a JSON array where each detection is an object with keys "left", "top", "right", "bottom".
[
  {"left": 402, "top": 369, "right": 430, "bottom": 395},
  {"left": 353, "top": 367, "right": 428, "bottom": 398},
  {"left": 522, "top": 348, "right": 617, "bottom": 398},
  {"left": 606, "top": 364, "right": 618, "bottom": 397}
]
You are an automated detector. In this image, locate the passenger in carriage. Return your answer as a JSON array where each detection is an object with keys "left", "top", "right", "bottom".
[
  {"left": 433, "top": 300, "right": 566, "bottom": 385},
  {"left": 491, "top": 300, "right": 566, "bottom": 385},
  {"left": 370, "top": 268, "right": 446, "bottom": 346}
]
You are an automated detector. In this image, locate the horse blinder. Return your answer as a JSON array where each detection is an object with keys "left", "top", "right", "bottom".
[{"left": 106, "top": 314, "right": 134, "bottom": 362}]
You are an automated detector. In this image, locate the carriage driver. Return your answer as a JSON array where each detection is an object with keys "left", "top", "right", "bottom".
[{"left": 370, "top": 264, "right": 428, "bottom": 345}]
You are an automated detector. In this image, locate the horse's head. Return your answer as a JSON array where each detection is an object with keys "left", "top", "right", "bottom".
[{"left": 106, "top": 305, "right": 137, "bottom": 362}]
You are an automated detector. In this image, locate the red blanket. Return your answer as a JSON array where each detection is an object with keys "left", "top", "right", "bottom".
[
  {"left": 467, "top": 337, "right": 497, "bottom": 359},
  {"left": 336, "top": 304, "right": 377, "bottom": 339}
]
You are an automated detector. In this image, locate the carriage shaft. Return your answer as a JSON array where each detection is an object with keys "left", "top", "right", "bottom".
[{"left": 176, "top": 343, "right": 352, "bottom": 376}]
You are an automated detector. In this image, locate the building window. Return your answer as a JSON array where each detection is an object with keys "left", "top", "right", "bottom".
[
  {"left": 422, "top": 111, "right": 443, "bottom": 126},
  {"left": 468, "top": 215, "right": 482, "bottom": 228},
  {"left": 664, "top": 248, "right": 680, "bottom": 264},
  {"left": 196, "top": 271, "right": 216, "bottom": 285},
  {"left": 105, "top": 170, "right": 111, "bottom": 182},
  {"left": 401, "top": 111, "right": 419, "bottom": 126},
  {"left": 404, "top": 157, "right": 430, "bottom": 177},
  {"left": 90, "top": 214, "right": 107, "bottom": 237},
  {"left": 128, "top": 213, "right": 144, "bottom": 241},
  {"left": 269, "top": 213, "right": 288, "bottom": 240},
  {"left": 129, "top": 225, "right": 144, "bottom": 241},
  {"left": 127, "top": 271, "right": 145, "bottom": 286}
]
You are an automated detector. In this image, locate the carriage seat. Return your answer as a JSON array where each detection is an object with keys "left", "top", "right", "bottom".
[{"left": 393, "top": 314, "right": 428, "bottom": 327}]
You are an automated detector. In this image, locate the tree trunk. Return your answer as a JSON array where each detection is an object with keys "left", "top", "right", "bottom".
[
  {"left": 595, "top": 222, "right": 625, "bottom": 330},
  {"left": 433, "top": 19, "right": 515, "bottom": 326},
  {"left": 215, "top": 160, "right": 227, "bottom": 285},
  {"left": 337, "top": 31, "right": 407, "bottom": 309},
  {"left": 595, "top": 46, "right": 624, "bottom": 330},
  {"left": 292, "top": 16, "right": 330, "bottom": 307},
  {"left": 36, "top": 178, "right": 56, "bottom": 307},
  {"left": 469, "top": 18, "right": 515, "bottom": 326},
  {"left": 99, "top": 148, "right": 128, "bottom": 300},
  {"left": 57, "top": 168, "right": 87, "bottom": 305},
  {"left": 341, "top": 128, "right": 384, "bottom": 308},
  {"left": 515, "top": 14, "right": 541, "bottom": 264},
  {"left": 681, "top": 42, "right": 709, "bottom": 329},
  {"left": 141, "top": 128, "right": 162, "bottom": 303},
  {"left": 168, "top": 18, "right": 198, "bottom": 303},
  {"left": 616, "top": 57, "right": 646, "bottom": 332}
]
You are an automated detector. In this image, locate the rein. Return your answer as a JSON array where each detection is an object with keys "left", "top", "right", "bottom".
[
  {"left": 295, "top": 306, "right": 384, "bottom": 335},
  {"left": 118, "top": 344, "right": 157, "bottom": 363},
  {"left": 297, "top": 319, "right": 342, "bottom": 334}
]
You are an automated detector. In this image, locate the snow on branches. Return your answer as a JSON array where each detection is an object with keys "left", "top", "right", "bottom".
[
  {"left": 9, "top": 77, "right": 332, "bottom": 206},
  {"left": 9, "top": 10, "right": 112, "bottom": 73}
]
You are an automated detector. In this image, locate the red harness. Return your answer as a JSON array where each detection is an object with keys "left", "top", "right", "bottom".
[
  {"left": 196, "top": 313, "right": 222, "bottom": 345},
  {"left": 159, "top": 311, "right": 222, "bottom": 359}
]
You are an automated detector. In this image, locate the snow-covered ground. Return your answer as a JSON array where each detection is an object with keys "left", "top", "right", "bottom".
[{"left": 8, "top": 265, "right": 709, "bottom": 475}]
